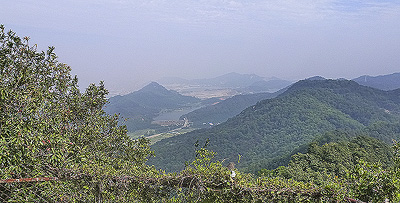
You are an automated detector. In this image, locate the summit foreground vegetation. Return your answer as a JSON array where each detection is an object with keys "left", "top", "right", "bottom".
[{"left": 1, "top": 26, "right": 400, "bottom": 202}]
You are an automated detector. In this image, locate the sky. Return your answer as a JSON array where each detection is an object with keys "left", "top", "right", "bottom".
[{"left": 1, "top": 0, "right": 400, "bottom": 94}]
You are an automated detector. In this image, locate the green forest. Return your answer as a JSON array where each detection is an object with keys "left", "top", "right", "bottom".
[
  {"left": 150, "top": 79, "right": 400, "bottom": 173},
  {"left": 2, "top": 25, "right": 400, "bottom": 202}
]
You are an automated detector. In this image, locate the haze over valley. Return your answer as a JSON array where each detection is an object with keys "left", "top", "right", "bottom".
[{"left": 105, "top": 72, "right": 400, "bottom": 144}]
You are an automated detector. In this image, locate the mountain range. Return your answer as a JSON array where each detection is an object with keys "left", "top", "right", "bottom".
[
  {"left": 178, "top": 72, "right": 400, "bottom": 128},
  {"left": 148, "top": 79, "right": 400, "bottom": 172},
  {"left": 104, "top": 72, "right": 400, "bottom": 134},
  {"left": 352, "top": 72, "right": 400, "bottom": 90},
  {"left": 105, "top": 73, "right": 294, "bottom": 132}
]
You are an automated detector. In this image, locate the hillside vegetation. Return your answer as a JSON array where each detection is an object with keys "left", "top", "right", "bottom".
[
  {"left": 264, "top": 133, "right": 394, "bottom": 183},
  {"left": 149, "top": 79, "right": 400, "bottom": 172}
]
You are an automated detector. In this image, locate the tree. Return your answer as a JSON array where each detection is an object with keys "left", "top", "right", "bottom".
[{"left": 0, "top": 25, "right": 155, "bottom": 202}]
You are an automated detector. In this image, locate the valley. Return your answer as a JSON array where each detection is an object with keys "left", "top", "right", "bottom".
[
  {"left": 102, "top": 71, "right": 400, "bottom": 196},
  {"left": 148, "top": 78, "right": 400, "bottom": 173},
  {"left": 105, "top": 73, "right": 293, "bottom": 139},
  {"left": 153, "top": 106, "right": 203, "bottom": 121},
  {"left": 107, "top": 72, "right": 400, "bottom": 150}
]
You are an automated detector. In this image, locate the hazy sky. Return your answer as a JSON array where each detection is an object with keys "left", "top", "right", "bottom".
[{"left": 2, "top": 0, "right": 400, "bottom": 93}]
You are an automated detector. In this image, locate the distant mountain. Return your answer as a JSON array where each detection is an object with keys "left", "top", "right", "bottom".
[
  {"left": 128, "top": 82, "right": 199, "bottom": 109},
  {"left": 306, "top": 76, "right": 326, "bottom": 81},
  {"left": 353, "top": 72, "right": 400, "bottom": 90},
  {"left": 158, "top": 73, "right": 292, "bottom": 97},
  {"left": 105, "top": 82, "right": 200, "bottom": 131},
  {"left": 148, "top": 79, "right": 400, "bottom": 172},
  {"left": 181, "top": 91, "right": 282, "bottom": 128},
  {"left": 239, "top": 79, "right": 293, "bottom": 93}
]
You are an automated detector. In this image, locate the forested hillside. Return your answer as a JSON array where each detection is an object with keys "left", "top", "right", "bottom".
[
  {"left": 149, "top": 79, "right": 400, "bottom": 173},
  {"left": 263, "top": 132, "right": 394, "bottom": 183}
]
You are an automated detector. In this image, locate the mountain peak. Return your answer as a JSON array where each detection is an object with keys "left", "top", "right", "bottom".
[
  {"left": 283, "top": 79, "right": 364, "bottom": 96},
  {"left": 306, "top": 76, "right": 326, "bottom": 81},
  {"left": 139, "top": 82, "right": 169, "bottom": 93}
]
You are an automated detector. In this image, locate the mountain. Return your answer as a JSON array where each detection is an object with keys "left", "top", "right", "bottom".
[
  {"left": 353, "top": 72, "right": 400, "bottom": 91},
  {"left": 239, "top": 79, "right": 293, "bottom": 93},
  {"left": 306, "top": 76, "right": 326, "bottom": 81},
  {"left": 128, "top": 82, "right": 200, "bottom": 109},
  {"left": 181, "top": 91, "right": 283, "bottom": 128},
  {"left": 148, "top": 79, "right": 400, "bottom": 172},
  {"left": 105, "top": 82, "right": 200, "bottom": 131},
  {"left": 158, "top": 73, "right": 293, "bottom": 98}
]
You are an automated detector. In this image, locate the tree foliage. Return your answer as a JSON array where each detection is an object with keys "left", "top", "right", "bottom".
[
  {"left": 267, "top": 135, "right": 393, "bottom": 183},
  {"left": 259, "top": 133, "right": 400, "bottom": 202},
  {"left": 0, "top": 25, "right": 156, "bottom": 202}
]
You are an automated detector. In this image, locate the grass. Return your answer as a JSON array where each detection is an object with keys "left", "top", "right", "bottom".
[{"left": 127, "top": 128, "right": 197, "bottom": 145}]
